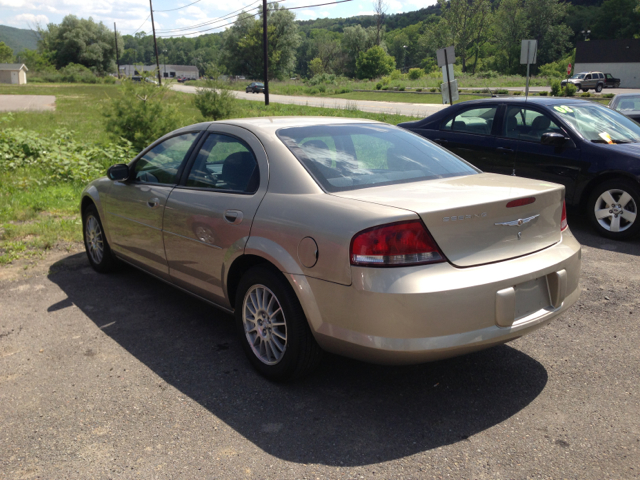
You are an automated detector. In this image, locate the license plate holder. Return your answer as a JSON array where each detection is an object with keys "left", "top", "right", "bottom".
[{"left": 514, "top": 277, "right": 552, "bottom": 320}]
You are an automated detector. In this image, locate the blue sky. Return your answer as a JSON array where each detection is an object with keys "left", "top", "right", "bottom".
[{"left": 2, "top": 0, "right": 436, "bottom": 37}]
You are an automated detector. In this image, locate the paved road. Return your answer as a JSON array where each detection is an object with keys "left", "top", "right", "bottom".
[
  {"left": 172, "top": 84, "right": 446, "bottom": 118},
  {"left": 460, "top": 86, "right": 640, "bottom": 94},
  {"left": 0, "top": 215, "right": 638, "bottom": 478},
  {"left": 0, "top": 95, "right": 56, "bottom": 112}
]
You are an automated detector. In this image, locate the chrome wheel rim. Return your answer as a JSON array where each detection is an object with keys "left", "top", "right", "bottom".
[
  {"left": 242, "top": 285, "right": 287, "bottom": 365},
  {"left": 85, "top": 215, "right": 104, "bottom": 264},
  {"left": 594, "top": 188, "right": 637, "bottom": 233}
]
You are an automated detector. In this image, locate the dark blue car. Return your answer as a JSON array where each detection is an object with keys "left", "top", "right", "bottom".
[{"left": 399, "top": 97, "right": 640, "bottom": 240}]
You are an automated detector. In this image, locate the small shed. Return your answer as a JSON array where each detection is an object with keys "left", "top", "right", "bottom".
[{"left": 0, "top": 64, "right": 28, "bottom": 85}]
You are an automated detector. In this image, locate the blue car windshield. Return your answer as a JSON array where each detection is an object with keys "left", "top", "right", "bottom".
[
  {"left": 551, "top": 103, "right": 640, "bottom": 144},
  {"left": 277, "top": 124, "right": 478, "bottom": 192}
]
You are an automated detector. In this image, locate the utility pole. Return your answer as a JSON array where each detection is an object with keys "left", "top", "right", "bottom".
[
  {"left": 262, "top": 0, "right": 269, "bottom": 105},
  {"left": 113, "top": 22, "right": 121, "bottom": 79},
  {"left": 149, "top": 0, "right": 162, "bottom": 86}
]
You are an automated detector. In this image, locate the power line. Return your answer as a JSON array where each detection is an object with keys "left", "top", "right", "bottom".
[
  {"left": 132, "top": 14, "right": 151, "bottom": 34},
  {"left": 154, "top": 0, "right": 204, "bottom": 13},
  {"left": 155, "top": 0, "right": 261, "bottom": 33},
  {"left": 285, "top": 0, "right": 352, "bottom": 10},
  {"left": 156, "top": 0, "right": 353, "bottom": 38}
]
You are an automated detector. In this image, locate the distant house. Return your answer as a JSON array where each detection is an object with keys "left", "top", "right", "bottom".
[
  {"left": 119, "top": 64, "right": 199, "bottom": 80},
  {"left": 0, "top": 64, "right": 28, "bottom": 84},
  {"left": 575, "top": 39, "right": 640, "bottom": 88}
]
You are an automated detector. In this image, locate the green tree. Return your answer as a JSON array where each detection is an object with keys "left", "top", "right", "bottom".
[
  {"left": 0, "top": 42, "right": 13, "bottom": 63},
  {"left": 592, "top": 0, "right": 640, "bottom": 40},
  {"left": 491, "top": 0, "right": 528, "bottom": 73},
  {"left": 15, "top": 49, "right": 53, "bottom": 71},
  {"left": 308, "top": 57, "right": 324, "bottom": 76},
  {"left": 38, "top": 15, "right": 122, "bottom": 73},
  {"left": 103, "top": 78, "right": 181, "bottom": 152},
  {"left": 221, "top": 5, "right": 300, "bottom": 79},
  {"left": 356, "top": 45, "right": 395, "bottom": 79}
]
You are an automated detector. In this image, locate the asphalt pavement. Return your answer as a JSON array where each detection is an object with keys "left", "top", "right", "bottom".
[
  {"left": 1, "top": 214, "right": 639, "bottom": 478},
  {"left": 171, "top": 84, "right": 447, "bottom": 118}
]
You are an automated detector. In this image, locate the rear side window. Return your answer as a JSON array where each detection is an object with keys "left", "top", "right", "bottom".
[
  {"left": 277, "top": 124, "right": 478, "bottom": 193},
  {"left": 441, "top": 106, "right": 498, "bottom": 135},
  {"left": 186, "top": 133, "right": 259, "bottom": 193}
]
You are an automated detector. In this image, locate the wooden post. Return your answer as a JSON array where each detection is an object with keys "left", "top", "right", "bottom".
[{"left": 149, "top": 0, "right": 162, "bottom": 86}]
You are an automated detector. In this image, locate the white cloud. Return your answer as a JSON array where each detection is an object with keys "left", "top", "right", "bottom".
[{"left": 16, "top": 13, "right": 50, "bottom": 24}]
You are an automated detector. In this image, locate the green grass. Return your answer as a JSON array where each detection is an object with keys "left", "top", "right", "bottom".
[{"left": 0, "top": 82, "right": 421, "bottom": 266}]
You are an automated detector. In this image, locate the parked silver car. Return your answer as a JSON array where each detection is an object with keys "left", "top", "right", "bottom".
[
  {"left": 561, "top": 71, "right": 606, "bottom": 92},
  {"left": 81, "top": 117, "right": 581, "bottom": 380}
]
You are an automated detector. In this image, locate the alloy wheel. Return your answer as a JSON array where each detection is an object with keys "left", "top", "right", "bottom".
[
  {"left": 242, "top": 284, "right": 288, "bottom": 365},
  {"left": 85, "top": 215, "right": 104, "bottom": 264},
  {"left": 594, "top": 188, "right": 637, "bottom": 233}
]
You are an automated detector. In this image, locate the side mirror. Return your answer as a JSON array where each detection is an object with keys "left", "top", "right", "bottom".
[
  {"left": 107, "top": 164, "right": 130, "bottom": 181},
  {"left": 541, "top": 132, "right": 568, "bottom": 147}
]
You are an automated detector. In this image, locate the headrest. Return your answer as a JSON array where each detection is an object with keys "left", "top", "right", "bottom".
[{"left": 531, "top": 115, "right": 551, "bottom": 130}]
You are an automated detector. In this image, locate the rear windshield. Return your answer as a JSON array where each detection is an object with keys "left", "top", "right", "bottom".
[{"left": 277, "top": 124, "right": 478, "bottom": 192}]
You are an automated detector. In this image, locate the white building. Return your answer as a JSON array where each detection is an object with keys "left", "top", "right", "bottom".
[
  {"left": 119, "top": 64, "right": 199, "bottom": 80},
  {"left": 574, "top": 39, "right": 640, "bottom": 88},
  {"left": 0, "top": 64, "right": 28, "bottom": 84}
]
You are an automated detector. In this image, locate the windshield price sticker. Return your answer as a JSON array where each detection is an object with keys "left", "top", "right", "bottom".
[{"left": 554, "top": 105, "right": 574, "bottom": 113}]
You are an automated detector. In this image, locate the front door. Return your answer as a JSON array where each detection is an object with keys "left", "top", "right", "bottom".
[
  {"left": 103, "top": 132, "right": 200, "bottom": 278},
  {"left": 504, "top": 106, "right": 582, "bottom": 199},
  {"left": 11, "top": 71, "right": 18, "bottom": 84},
  {"left": 163, "top": 126, "right": 268, "bottom": 307}
]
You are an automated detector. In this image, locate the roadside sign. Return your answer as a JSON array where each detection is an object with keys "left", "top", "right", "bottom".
[
  {"left": 436, "top": 46, "right": 455, "bottom": 67},
  {"left": 520, "top": 40, "right": 537, "bottom": 65},
  {"left": 441, "top": 80, "right": 459, "bottom": 104},
  {"left": 567, "top": 63, "right": 572, "bottom": 76},
  {"left": 441, "top": 64, "right": 454, "bottom": 81}
]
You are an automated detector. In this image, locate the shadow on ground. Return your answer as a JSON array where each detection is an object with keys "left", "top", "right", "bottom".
[
  {"left": 568, "top": 210, "right": 640, "bottom": 256},
  {"left": 48, "top": 253, "right": 548, "bottom": 466}
]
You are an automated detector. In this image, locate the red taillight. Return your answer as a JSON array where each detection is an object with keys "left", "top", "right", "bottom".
[
  {"left": 561, "top": 200, "right": 568, "bottom": 231},
  {"left": 506, "top": 197, "right": 536, "bottom": 208},
  {"left": 350, "top": 220, "right": 445, "bottom": 267}
]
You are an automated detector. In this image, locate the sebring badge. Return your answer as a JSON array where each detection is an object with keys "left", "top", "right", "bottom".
[{"left": 494, "top": 214, "right": 540, "bottom": 227}]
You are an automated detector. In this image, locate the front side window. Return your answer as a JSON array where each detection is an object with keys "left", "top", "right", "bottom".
[
  {"left": 277, "top": 124, "right": 478, "bottom": 193},
  {"left": 552, "top": 103, "right": 640, "bottom": 144},
  {"left": 503, "top": 107, "right": 564, "bottom": 142},
  {"left": 442, "top": 106, "right": 498, "bottom": 135},
  {"left": 606, "top": 74, "right": 613, "bottom": 79},
  {"left": 186, "top": 133, "right": 259, "bottom": 192},
  {"left": 134, "top": 133, "right": 199, "bottom": 184}
]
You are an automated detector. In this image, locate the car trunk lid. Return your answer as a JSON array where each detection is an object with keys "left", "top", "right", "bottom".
[{"left": 333, "top": 173, "right": 564, "bottom": 267}]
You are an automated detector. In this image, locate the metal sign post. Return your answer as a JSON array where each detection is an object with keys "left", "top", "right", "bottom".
[
  {"left": 436, "top": 46, "right": 456, "bottom": 105},
  {"left": 520, "top": 40, "right": 537, "bottom": 100}
]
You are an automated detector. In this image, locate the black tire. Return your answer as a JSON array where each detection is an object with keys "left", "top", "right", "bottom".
[
  {"left": 235, "top": 265, "right": 323, "bottom": 381},
  {"left": 582, "top": 88, "right": 589, "bottom": 92},
  {"left": 596, "top": 83, "right": 603, "bottom": 93},
  {"left": 576, "top": 84, "right": 581, "bottom": 91},
  {"left": 82, "top": 204, "right": 119, "bottom": 273},
  {"left": 587, "top": 179, "right": 640, "bottom": 240}
]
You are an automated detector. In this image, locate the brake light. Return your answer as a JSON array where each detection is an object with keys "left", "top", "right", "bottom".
[
  {"left": 350, "top": 220, "right": 445, "bottom": 267},
  {"left": 507, "top": 197, "right": 536, "bottom": 208},
  {"left": 561, "top": 200, "right": 568, "bottom": 231}
]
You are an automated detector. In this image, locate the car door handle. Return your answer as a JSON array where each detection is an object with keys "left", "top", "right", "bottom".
[
  {"left": 147, "top": 197, "right": 160, "bottom": 209},
  {"left": 497, "top": 147, "right": 514, "bottom": 153},
  {"left": 434, "top": 138, "right": 449, "bottom": 144},
  {"left": 224, "top": 210, "right": 243, "bottom": 225}
]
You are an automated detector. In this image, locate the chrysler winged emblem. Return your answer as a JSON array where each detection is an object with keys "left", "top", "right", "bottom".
[{"left": 495, "top": 214, "right": 540, "bottom": 227}]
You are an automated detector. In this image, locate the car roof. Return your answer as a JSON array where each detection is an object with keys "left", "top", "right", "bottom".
[{"left": 213, "top": 116, "right": 382, "bottom": 134}]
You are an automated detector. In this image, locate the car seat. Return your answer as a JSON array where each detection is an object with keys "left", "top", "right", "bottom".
[
  {"left": 220, "top": 151, "right": 257, "bottom": 191},
  {"left": 529, "top": 115, "right": 552, "bottom": 141}
]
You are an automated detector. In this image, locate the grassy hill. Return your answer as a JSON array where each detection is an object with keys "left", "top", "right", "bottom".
[{"left": 0, "top": 25, "right": 39, "bottom": 54}]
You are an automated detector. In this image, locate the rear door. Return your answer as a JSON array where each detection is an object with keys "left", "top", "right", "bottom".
[
  {"left": 434, "top": 104, "right": 502, "bottom": 172},
  {"left": 162, "top": 125, "right": 268, "bottom": 307}
]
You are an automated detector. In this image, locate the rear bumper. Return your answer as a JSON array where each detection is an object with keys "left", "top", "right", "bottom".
[{"left": 291, "top": 231, "right": 581, "bottom": 365}]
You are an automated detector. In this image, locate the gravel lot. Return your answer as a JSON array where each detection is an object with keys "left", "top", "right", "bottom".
[
  {"left": 0, "top": 214, "right": 638, "bottom": 479},
  {"left": 0, "top": 95, "right": 56, "bottom": 112}
]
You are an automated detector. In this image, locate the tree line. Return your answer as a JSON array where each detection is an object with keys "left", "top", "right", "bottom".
[{"left": 8, "top": 0, "right": 640, "bottom": 81}]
